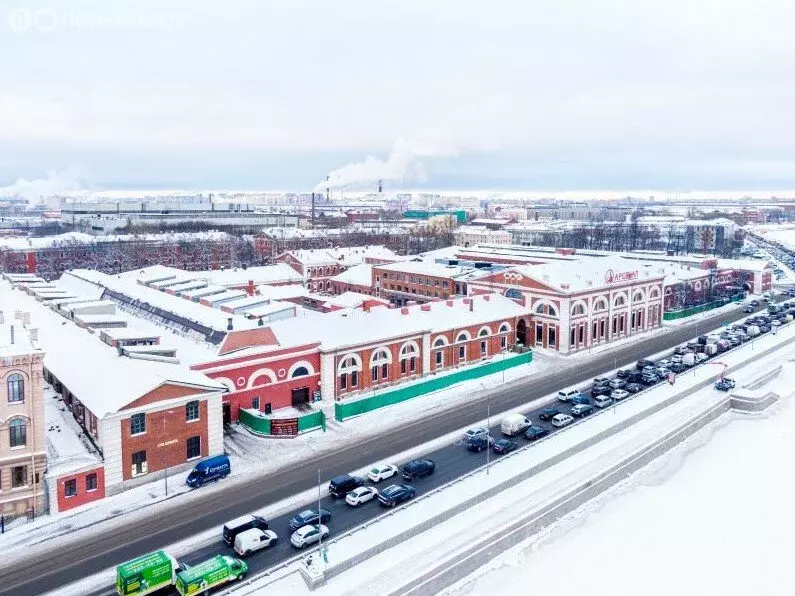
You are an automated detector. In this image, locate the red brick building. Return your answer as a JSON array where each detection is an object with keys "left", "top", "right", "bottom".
[
  {"left": 277, "top": 246, "right": 399, "bottom": 292},
  {"left": 372, "top": 259, "right": 474, "bottom": 306}
]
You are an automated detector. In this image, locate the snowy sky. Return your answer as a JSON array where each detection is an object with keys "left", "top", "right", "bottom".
[{"left": 3, "top": 0, "right": 795, "bottom": 192}]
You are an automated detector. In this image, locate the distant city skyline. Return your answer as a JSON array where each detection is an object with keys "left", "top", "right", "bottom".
[{"left": 3, "top": 1, "right": 795, "bottom": 195}]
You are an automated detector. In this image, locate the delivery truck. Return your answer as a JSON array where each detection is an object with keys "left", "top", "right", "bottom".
[
  {"left": 175, "top": 555, "right": 247, "bottom": 595},
  {"left": 116, "top": 550, "right": 182, "bottom": 596}
]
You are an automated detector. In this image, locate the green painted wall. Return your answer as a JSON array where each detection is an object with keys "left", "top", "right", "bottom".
[
  {"left": 238, "top": 408, "right": 325, "bottom": 436},
  {"left": 664, "top": 294, "right": 743, "bottom": 321},
  {"left": 334, "top": 351, "right": 532, "bottom": 422}
]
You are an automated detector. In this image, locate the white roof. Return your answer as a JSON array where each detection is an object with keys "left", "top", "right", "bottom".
[
  {"left": 0, "top": 321, "right": 38, "bottom": 358},
  {"left": 330, "top": 263, "right": 373, "bottom": 287},
  {"left": 0, "top": 280, "right": 224, "bottom": 417},
  {"left": 180, "top": 285, "right": 228, "bottom": 300},
  {"left": 375, "top": 258, "right": 473, "bottom": 279},
  {"left": 254, "top": 284, "right": 309, "bottom": 301},
  {"left": 242, "top": 301, "right": 296, "bottom": 319},
  {"left": 324, "top": 292, "right": 388, "bottom": 310},
  {"left": 202, "top": 289, "right": 248, "bottom": 305},
  {"left": 201, "top": 263, "right": 303, "bottom": 287},
  {"left": 266, "top": 293, "right": 531, "bottom": 352},
  {"left": 510, "top": 256, "right": 666, "bottom": 293},
  {"left": 43, "top": 387, "right": 102, "bottom": 478},
  {"left": 286, "top": 245, "right": 397, "bottom": 267}
]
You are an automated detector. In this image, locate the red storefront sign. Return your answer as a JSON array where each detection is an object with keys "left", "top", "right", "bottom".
[{"left": 604, "top": 269, "right": 639, "bottom": 284}]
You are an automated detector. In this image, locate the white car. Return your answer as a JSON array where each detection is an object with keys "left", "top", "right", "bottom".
[
  {"left": 367, "top": 463, "right": 398, "bottom": 483},
  {"left": 345, "top": 486, "right": 378, "bottom": 507},
  {"left": 551, "top": 413, "right": 574, "bottom": 427},
  {"left": 695, "top": 353, "right": 709, "bottom": 364},
  {"left": 290, "top": 524, "right": 329, "bottom": 549},
  {"left": 463, "top": 427, "right": 489, "bottom": 441},
  {"left": 611, "top": 389, "right": 630, "bottom": 401}
]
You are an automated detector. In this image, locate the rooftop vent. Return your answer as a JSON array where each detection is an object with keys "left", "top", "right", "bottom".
[{"left": 227, "top": 317, "right": 233, "bottom": 331}]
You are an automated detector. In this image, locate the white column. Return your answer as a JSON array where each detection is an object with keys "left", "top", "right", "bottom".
[
  {"left": 319, "top": 352, "right": 335, "bottom": 401},
  {"left": 421, "top": 332, "right": 431, "bottom": 374},
  {"left": 101, "top": 416, "right": 123, "bottom": 492},
  {"left": 206, "top": 392, "right": 223, "bottom": 456},
  {"left": 558, "top": 298, "right": 571, "bottom": 353}
]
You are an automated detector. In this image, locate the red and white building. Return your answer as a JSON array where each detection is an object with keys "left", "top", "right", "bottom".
[
  {"left": 192, "top": 294, "right": 532, "bottom": 420},
  {"left": 467, "top": 257, "right": 666, "bottom": 353},
  {"left": 277, "top": 246, "right": 399, "bottom": 293}
]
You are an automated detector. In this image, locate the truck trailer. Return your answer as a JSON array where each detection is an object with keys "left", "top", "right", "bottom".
[
  {"left": 116, "top": 550, "right": 182, "bottom": 596},
  {"left": 174, "top": 555, "right": 247, "bottom": 595}
]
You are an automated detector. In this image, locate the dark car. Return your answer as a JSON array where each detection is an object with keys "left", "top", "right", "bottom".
[
  {"left": 625, "top": 382, "right": 643, "bottom": 393},
  {"left": 636, "top": 359, "right": 654, "bottom": 370},
  {"left": 467, "top": 435, "right": 492, "bottom": 452},
  {"left": 750, "top": 300, "right": 759, "bottom": 306},
  {"left": 378, "top": 484, "right": 416, "bottom": 507},
  {"left": 641, "top": 373, "right": 658, "bottom": 385},
  {"left": 593, "top": 376, "right": 611, "bottom": 386},
  {"left": 328, "top": 474, "right": 365, "bottom": 498},
  {"left": 696, "top": 335, "right": 708, "bottom": 345},
  {"left": 626, "top": 371, "right": 643, "bottom": 383},
  {"left": 743, "top": 306, "right": 754, "bottom": 313},
  {"left": 591, "top": 384, "right": 612, "bottom": 397},
  {"left": 669, "top": 363, "right": 687, "bottom": 373},
  {"left": 616, "top": 369, "right": 630, "bottom": 379},
  {"left": 538, "top": 407, "right": 561, "bottom": 421},
  {"left": 289, "top": 508, "right": 331, "bottom": 531},
  {"left": 222, "top": 514, "right": 269, "bottom": 546},
  {"left": 402, "top": 459, "right": 435, "bottom": 481},
  {"left": 570, "top": 394, "right": 591, "bottom": 405},
  {"left": 524, "top": 426, "right": 549, "bottom": 441},
  {"left": 492, "top": 439, "right": 519, "bottom": 454},
  {"left": 570, "top": 403, "right": 594, "bottom": 418},
  {"left": 673, "top": 346, "right": 691, "bottom": 355},
  {"left": 714, "top": 378, "right": 736, "bottom": 391}
]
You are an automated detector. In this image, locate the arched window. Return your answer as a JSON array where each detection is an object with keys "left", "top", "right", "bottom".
[
  {"left": 456, "top": 332, "right": 470, "bottom": 343},
  {"left": 498, "top": 323, "right": 510, "bottom": 334},
  {"left": 505, "top": 288, "right": 522, "bottom": 300},
  {"left": 370, "top": 349, "right": 391, "bottom": 383},
  {"left": 433, "top": 337, "right": 447, "bottom": 348},
  {"left": 292, "top": 366, "right": 309, "bottom": 378},
  {"left": 614, "top": 294, "right": 626, "bottom": 307},
  {"left": 534, "top": 303, "right": 557, "bottom": 316},
  {"left": 478, "top": 326, "right": 490, "bottom": 337},
  {"left": 571, "top": 303, "right": 586, "bottom": 316},
  {"left": 338, "top": 355, "right": 362, "bottom": 391},
  {"left": 338, "top": 356, "right": 361, "bottom": 372},
  {"left": 650, "top": 287, "right": 661, "bottom": 299},
  {"left": 7, "top": 373, "right": 24, "bottom": 403},
  {"left": 398, "top": 341, "right": 419, "bottom": 375},
  {"left": 9, "top": 418, "right": 26, "bottom": 448},
  {"left": 593, "top": 298, "right": 608, "bottom": 312},
  {"left": 633, "top": 291, "right": 644, "bottom": 303}
]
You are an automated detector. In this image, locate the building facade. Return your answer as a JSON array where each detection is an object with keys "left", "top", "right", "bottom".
[{"left": 0, "top": 319, "right": 46, "bottom": 517}]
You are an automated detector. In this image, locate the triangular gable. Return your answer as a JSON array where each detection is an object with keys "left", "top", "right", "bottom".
[
  {"left": 120, "top": 382, "right": 216, "bottom": 411},
  {"left": 477, "top": 269, "right": 562, "bottom": 293},
  {"left": 218, "top": 327, "right": 278, "bottom": 355}
]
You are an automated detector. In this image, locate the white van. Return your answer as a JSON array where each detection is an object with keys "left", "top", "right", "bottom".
[
  {"left": 501, "top": 414, "right": 531, "bottom": 437},
  {"left": 594, "top": 395, "right": 613, "bottom": 408},
  {"left": 234, "top": 528, "right": 278, "bottom": 557},
  {"left": 557, "top": 389, "right": 581, "bottom": 402}
]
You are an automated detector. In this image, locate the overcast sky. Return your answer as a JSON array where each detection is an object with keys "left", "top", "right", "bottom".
[{"left": 3, "top": 0, "right": 795, "bottom": 193}]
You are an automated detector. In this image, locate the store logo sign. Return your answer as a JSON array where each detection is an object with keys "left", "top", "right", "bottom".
[{"left": 605, "top": 269, "right": 638, "bottom": 284}]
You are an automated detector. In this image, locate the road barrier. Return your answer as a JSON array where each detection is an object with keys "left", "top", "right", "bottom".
[
  {"left": 664, "top": 294, "right": 744, "bottom": 321},
  {"left": 334, "top": 351, "right": 533, "bottom": 422},
  {"left": 238, "top": 408, "right": 326, "bottom": 437}
]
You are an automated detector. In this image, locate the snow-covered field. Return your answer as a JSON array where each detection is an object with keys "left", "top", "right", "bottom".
[{"left": 445, "top": 387, "right": 795, "bottom": 596}]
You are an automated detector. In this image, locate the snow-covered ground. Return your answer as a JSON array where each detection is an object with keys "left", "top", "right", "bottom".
[{"left": 444, "top": 380, "right": 795, "bottom": 596}]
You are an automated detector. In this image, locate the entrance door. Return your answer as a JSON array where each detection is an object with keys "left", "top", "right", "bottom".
[
  {"left": 516, "top": 319, "right": 528, "bottom": 346},
  {"left": 291, "top": 387, "right": 310, "bottom": 408},
  {"left": 222, "top": 403, "right": 231, "bottom": 424}
]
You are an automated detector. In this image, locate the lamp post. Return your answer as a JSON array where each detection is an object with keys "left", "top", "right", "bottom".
[{"left": 486, "top": 403, "right": 491, "bottom": 475}]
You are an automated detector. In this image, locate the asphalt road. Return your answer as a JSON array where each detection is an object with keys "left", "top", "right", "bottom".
[{"left": 0, "top": 300, "right": 775, "bottom": 596}]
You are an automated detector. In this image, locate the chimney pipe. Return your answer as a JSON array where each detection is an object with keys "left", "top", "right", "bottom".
[
  {"left": 10, "top": 324, "right": 14, "bottom": 345},
  {"left": 258, "top": 316, "right": 264, "bottom": 327},
  {"left": 227, "top": 317, "right": 233, "bottom": 331}
]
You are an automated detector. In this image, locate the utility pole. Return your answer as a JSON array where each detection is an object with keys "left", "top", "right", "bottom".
[
  {"left": 317, "top": 468, "right": 323, "bottom": 562},
  {"left": 486, "top": 403, "right": 491, "bottom": 475}
]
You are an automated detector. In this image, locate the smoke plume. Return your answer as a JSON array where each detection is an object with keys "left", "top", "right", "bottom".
[
  {"left": 314, "top": 138, "right": 457, "bottom": 192},
  {"left": 0, "top": 167, "right": 88, "bottom": 202}
]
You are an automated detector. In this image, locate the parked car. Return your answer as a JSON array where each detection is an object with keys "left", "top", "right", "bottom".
[
  {"left": 591, "top": 384, "right": 612, "bottom": 397},
  {"left": 608, "top": 378, "right": 626, "bottom": 389},
  {"left": 625, "top": 382, "right": 643, "bottom": 393},
  {"left": 290, "top": 524, "right": 329, "bottom": 549},
  {"left": 328, "top": 474, "right": 365, "bottom": 498},
  {"left": 594, "top": 395, "right": 613, "bottom": 408},
  {"left": 402, "top": 459, "right": 435, "bottom": 481},
  {"left": 538, "top": 407, "right": 561, "bottom": 421},
  {"left": 715, "top": 378, "right": 736, "bottom": 391},
  {"left": 492, "top": 439, "right": 519, "bottom": 454},
  {"left": 669, "top": 363, "right": 687, "bottom": 374},
  {"left": 611, "top": 389, "right": 630, "bottom": 401},
  {"left": 641, "top": 373, "right": 659, "bottom": 385},
  {"left": 463, "top": 427, "right": 490, "bottom": 441},
  {"left": 367, "top": 463, "right": 398, "bottom": 483},
  {"left": 627, "top": 371, "right": 644, "bottom": 383},
  {"left": 467, "top": 435, "right": 492, "bottom": 452},
  {"left": 593, "top": 377, "right": 611, "bottom": 386},
  {"left": 655, "top": 367, "right": 671, "bottom": 379},
  {"left": 570, "top": 394, "right": 591, "bottom": 405},
  {"left": 345, "top": 486, "right": 379, "bottom": 507},
  {"left": 524, "top": 426, "right": 549, "bottom": 441},
  {"left": 570, "top": 404, "right": 594, "bottom": 418},
  {"left": 616, "top": 369, "right": 630, "bottom": 379},
  {"left": 743, "top": 306, "right": 754, "bottom": 313},
  {"left": 695, "top": 353, "right": 709, "bottom": 364},
  {"left": 289, "top": 509, "right": 332, "bottom": 531},
  {"left": 557, "top": 389, "right": 583, "bottom": 402},
  {"left": 234, "top": 529, "right": 278, "bottom": 557},
  {"left": 551, "top": 413, "right": 574, "bottom": 427},
  {"left": 636, "top": 359, "right": 655, "bottom": 370},
  {"left": 378, "top": 484, "right": 416, "bottom": 507},
  {"left": 223, "top": 515, "right": 269, "bottom": 546},
  {"left": 673, "top": 345, "right": 691, "bottom": 355}
]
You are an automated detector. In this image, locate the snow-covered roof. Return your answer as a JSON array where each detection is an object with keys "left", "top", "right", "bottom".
[
  {"left": 285, "top": 245, "right": 398, "bottom": 267},
  {"left": 0, "top": 321, "right": 38, "bottom": 358},
  {"left": 201, "top": 263, "right": 303, "bottom": 286},
  {"left": 375, "top": 258, "right": 474, "bottom": 279},
  {"left": 266, "top": 293, "right": 531, "bottom": 352},
  {"left": 43, "top": 386, "right": 102, "bottom": 478},
  {"left": 254, "top": 284, "right": 309, "bottom": 301},
  {"left": 0, "top": 231, "right": 233, "bottom": 251},
  {"left": 510, "top": 256, "right": 667, "bottom": 293},
  {"left": 330, "top": 263, "right": 373, "bottom": 287},
  {"left": 323, "top": 292, "right": 389, "bottom": 310},
  {"left": 202, "top": 289, "right": 248, "bottom": 305},
  {"left": 241, "top": 301, "right": 296, "bottom": 319},
  {"left": 0, "top": 280, "right": 224, "bottom": 417},
  {"left": 176, "top": 285, "right": 228, "bottom": 300}
]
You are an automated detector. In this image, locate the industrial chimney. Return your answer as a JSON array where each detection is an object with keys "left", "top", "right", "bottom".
[{"left": 378, "top": 179, "right": 383, "bottom": 193}]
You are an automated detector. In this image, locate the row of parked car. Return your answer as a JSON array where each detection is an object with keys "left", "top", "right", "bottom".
[{"left": 219, "top": 459, "right": 437, "bottom": 555}]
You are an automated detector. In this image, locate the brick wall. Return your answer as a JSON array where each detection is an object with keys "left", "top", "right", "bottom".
[{"left": 56, "top": 466, "right": 105, "bottom": 513}]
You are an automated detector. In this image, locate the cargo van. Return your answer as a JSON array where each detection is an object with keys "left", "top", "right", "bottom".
[
  {"left": 704, "top": 343, "right": 718, "bottom": 356},
  {"left": 222, "top": 514, "right": 269, "bottom": 546},
  {"left": 175, "top": 555, "right": 247, "bottom": 595},
  {"left": 116, "top": 550, "right": 183, "bottom": 596},
  {"left": 746, "top": 325, "right": 760, "bottom": 337},
  {"left": 186, "top": 454, "right": 230, "bottom": 488},
  {"left": 501, "top": 414, "right": 531, "bottom": 437},
  {"left": 233, "top": 528, "right": 278, "bottom": 557},
  {"left": 681, "top": 353, "right": 696, "bottom": 367},
  {"left": 716, "top": 339, "right": 731, "bottom": 352}
]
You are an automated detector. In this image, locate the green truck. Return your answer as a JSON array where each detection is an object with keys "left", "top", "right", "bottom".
[
  {"left": 175, "top": 555, "right": 248, "bottom": 595},
  {"left": 116, "top": 550, "right": 181, "bottom": 595}
]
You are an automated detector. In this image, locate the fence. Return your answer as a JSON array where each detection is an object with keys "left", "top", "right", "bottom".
[
  {"left": 663, "top": 293, "right": 744, "bottom": 321},
  {"left": 334, "top": 351, "right": 533, "bottom": 422},
  {"left": 238, "top": 408, "right": 326, "bottom": 437}
]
